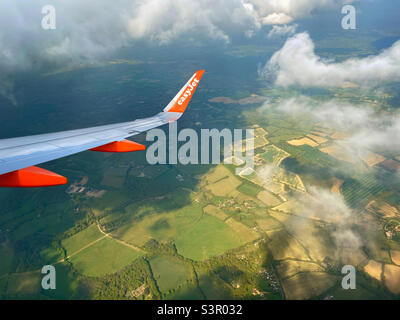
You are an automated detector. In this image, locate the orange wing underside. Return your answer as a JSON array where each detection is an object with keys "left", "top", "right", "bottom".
[
  {"left": 0, "top": 166, "right": 67, "bottom": 187},
  {"left": 0, "top": 140, "right": 146, "bottom": 187}
]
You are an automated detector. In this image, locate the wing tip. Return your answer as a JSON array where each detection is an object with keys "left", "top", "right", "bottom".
[{"left": 166, "top": 70, "right": 205, "bottom": 113}]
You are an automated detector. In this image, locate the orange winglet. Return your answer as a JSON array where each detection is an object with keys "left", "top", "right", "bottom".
[
  {"left": 168, "top": 70, "right": 204, "bottom": 113},
  {"left": 0, "top": 166, "right": 67, "bottom": 187},
  {"left": 90, "top": 140, "right": 146, "bottom": 153}
]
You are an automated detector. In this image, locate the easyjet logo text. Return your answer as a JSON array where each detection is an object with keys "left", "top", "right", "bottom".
[{"left": 177, "top": 77, "right": 200, "bottom": 105}]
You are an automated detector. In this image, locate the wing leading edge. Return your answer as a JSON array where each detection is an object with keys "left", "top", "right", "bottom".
[{"left": 0, "top": 70, "right": 204, "bottom": 187}]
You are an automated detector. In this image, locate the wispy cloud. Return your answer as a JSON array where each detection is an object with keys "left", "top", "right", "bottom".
[
  {"left": 257, "top": 163, "right": 372, "bottom": 265},
  {"left": 259, "top": 96, "right": 400, "bottom": 159},
  {"left": 267, "top": 24, "right": 298, "bottom": 38}
]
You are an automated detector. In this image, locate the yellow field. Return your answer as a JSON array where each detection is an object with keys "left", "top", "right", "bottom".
[
  {"left": 364, "top": 260, "right": 382, "bottom": 281},
  {"left": 225, "top": 218, "right": 259, "bottom": 243},
  {"left": 239, "top": 168, "right": 264, "bottom": 186},
  {"left": 272, "top": 200, "right": 296, "bottom": 213},
  {"left": 254, "top": 136, "right": 269, "bottom": 148},
  {"left": 341, "top": 81, "right": 359, "bottom": 88},
  {"left": 264, "top": 181, "right": 285, "bottom": 196},
  {"left": 274, "top": 170, "right": 306, "bottom": 192},
  {"left": 269, "top": 211, "right": 337, "bottom": 262},
  {"left": 311, "top": 131, "right": 328, "bottom": 137},
  {"left": 256, "top": 217, "right": 282, "bottom": 232},
  {"left": 254, "top": 127, "right": 268, "bottom": 137},
  {"left": 361, "top": 151, "right": 386, "bottom": 167},
  {"left": 266, "top": 229, "right": 310, "bottom": 261},
  {"left": 306, "top": 134, "right": 328, "bottom": 144},
  {"left": 223, "top": 156, "right": 245, "bottom": 166},
  {"left": 320, "top": 145, "right": 355, "bottom": 163},
  {"left": 365, "top": 200, "right": 399, "bottom": 218},
  {"left": 205, "top": 165, "right": 230, "bottom": 184},
  {"left": 256, "top": 165, "right": 305, "bottom": 193},
  {"left": 330, "top": 177, "right": 344, "bottom": 194},
  {"left": 204, "top": 165, "right": 242, "bottom": 197},
  {"left": 288, "top": 137, "right": 318, "bottom": 147},
  {"left": 205, "top": 175, "right": 242, "bottom": 197},
  {"left": 384, "top": 264, "right": 400, "bottom": 294},
  {"left": 330, "top": 132, "right": 347, "bottom": 140},
  {"left": 273, "top": 195, "right": 342, "bottom": 223},
  {"left": 391, "top": 250, "right": 400, "bottom": 266},
  {"left": 277, "top": 260, "right": 324, "bottom": 279},
  {"left": 282, "top": 272, "right": 338, "bottom": 300},
  {"left": 204, "top": 205, "right": 228, "bottom": 221},
  {"left": 228, "top": 189, "right": 241, "bottom": 198},
  {"left": 257, "top": 191, "right": 282, "bottom": 207},
  {"left": 269, "top": 210, "right": 293, "bottom": 224}
]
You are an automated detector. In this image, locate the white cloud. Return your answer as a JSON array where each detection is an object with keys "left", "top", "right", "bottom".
[
  {"left": 256, "top": 163, "right": 370, "bottom": 264},
  {"left": 0, "top": 0, "right": 345, "bottom": 72},
  {"left": 0, "top": 0, "right": 132, "bottom": 104},
  {"left": 0, "top": 0, "right": 352, "bottom": 104},
  {"left": 260, "top": 32, "right": 400, "bottom": 88},
  {"left": 299, "top": 186, "right": 364, "bottom": 263},
  {"left": 126, "top": 0, "right": 258, "bottom": 44},
  {"left": 262, "top": 13, "right": 293, "bottom": 25},
  {"left": 259, "top": 96, "right": 400, "bottom": 158},
  {"left": 267, "top": 24, "right": 297, "bottom": 38},
  {"left": 247, "top": 0, "right": 338, "bottom": 25}
]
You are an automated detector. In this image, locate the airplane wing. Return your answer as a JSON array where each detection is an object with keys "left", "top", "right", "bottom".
[{"left": 0, "top": 70, "right": 204, "bottom": 187}]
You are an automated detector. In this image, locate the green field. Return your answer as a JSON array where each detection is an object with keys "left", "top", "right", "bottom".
[
  {"left": 40, "top": 243, "right": 64, "bottom": 265},
  {"left": 149, "top": 256, "right": 192, "bottom": 293},
  {"left": 0, "top": 243, "right": 14, "bottom": 276},
  {"left": 69, "top": 237, "right": 143, "bottom": 277},
  {"left": 175, "top": 214, "right": 243, "bottom": 261},
  {"left": 259, "top": 145, "right": 289, "bottom": 165},
  {"left": 6, "top": 271, "right": 41, "bottom": 299},
  {"left": 41, "top": 263, "right": 82, "bottom": 300},
  {"left": 167, "top": 283, "right": 204, "bottom": 300},
  {"left": 237, "top": 181, "right": 262, "bottom": 197},
  {"left": 61, "top": 224, "right": 103, "bottom": 256},
  {"left": 197, "top": 271, "right": 233, "bottom": 300},
  {"left": 101, "top": 167, "right": 127, "bottom": 188},
  {"left": 114, "top": 203, "right": 203, "bottom": 246},
  {"left": 342, "top": 174, "right": 386, "bottom": 208}
]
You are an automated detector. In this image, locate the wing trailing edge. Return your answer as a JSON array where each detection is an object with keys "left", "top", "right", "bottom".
[{"left": 90, "top": 140, "right": 145, "bottom": 152}]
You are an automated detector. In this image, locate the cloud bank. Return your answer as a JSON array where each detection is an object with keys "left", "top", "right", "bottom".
[
  {"left": 260, "top": 32, "right": 400, "bottom": 88},
  {"left": 0, "top": 0, "right": 345, "bottom": 74},
  {"left": 248, "top": 0, "right": 338, "bottom": 25},
  {"left": 0, "top": 0, "right": 349, "bottom": 105}
]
